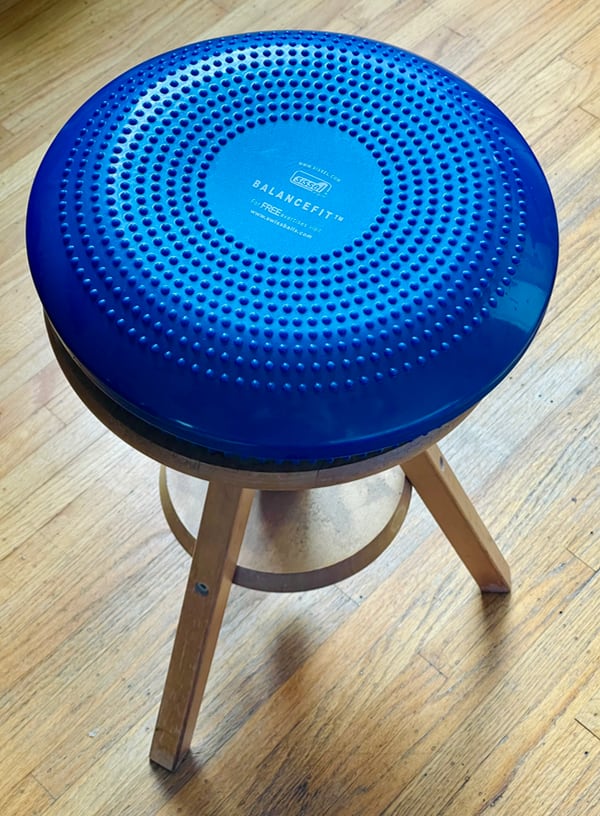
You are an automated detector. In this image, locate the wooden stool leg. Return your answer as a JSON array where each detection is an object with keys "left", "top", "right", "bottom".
[
  {"left": 150, "top": 481, "right": 255, "bottom": 771},
  {"left": 401, "top": 444, "right": 511, "bottom": 593}
]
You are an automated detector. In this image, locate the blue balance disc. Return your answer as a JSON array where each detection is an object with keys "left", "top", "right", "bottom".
[{"left": 27, "top": 31, "right": 558, "bottom": 467}]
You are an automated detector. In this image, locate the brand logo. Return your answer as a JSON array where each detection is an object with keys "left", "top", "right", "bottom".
[
  {"left": 251, "top": 180, "right": 345, "bottom": 223},
  {"left": 290, "top": 171, "right": 332, "bottom": 196}
]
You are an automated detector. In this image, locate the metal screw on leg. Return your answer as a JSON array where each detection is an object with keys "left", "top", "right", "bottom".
[{"left": 194, "top": 582, "right": 209, "bottom": 596}]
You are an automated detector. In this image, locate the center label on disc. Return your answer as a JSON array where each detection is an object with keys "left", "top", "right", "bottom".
[{"left": 204, "top": 121, "right": 384, "bottom": 255}]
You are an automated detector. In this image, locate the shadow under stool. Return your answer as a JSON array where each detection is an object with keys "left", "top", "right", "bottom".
[{"left": 26, "top": 30, "right": 558, "bottom": 771}]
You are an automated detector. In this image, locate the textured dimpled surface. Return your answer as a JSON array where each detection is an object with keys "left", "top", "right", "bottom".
[{"left": 27, "top": 31, "right": 558, "bottom": 465}]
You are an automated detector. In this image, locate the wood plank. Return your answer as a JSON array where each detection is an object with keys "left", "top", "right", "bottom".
[
  {"left": 344, "top": 0, "right": 427, "bottom": 33},
  {"left": 156, "top": 567, "right": 599, "bottom": 816},
  {"left": 0, "top": 406, "right": 64, "bottom": 480},
  {"left": 414, "top": 628, "right": 600, "bottom": 816},
  {"left": 0, "top": 451, "right": 158, "bottom": 673},
  {"left": 0, "top": 0, "right": 52, "bottom": 36},
  {"left": 0, "top": 410, "right": 108, "bottom": 531},
  {"left": 0, "top": 774, "right": 54, "bottom": 816},
  {"left": 0, "top": 449, "right": 357, "bottom": 797},
  {"left": 415, "top": 373, "right": 599, "bottom": 673},
  {"left": 359, "top": 1, "right": 449, "bottom": 49},
  {"left": 1, "top": 1, "right": 225, "bottom": 145},
  {"left": 338, "top": 321, "right": 598, "bottom": 605},
  {"left": 500, "top": 56, "right": 587, "bottom": 135},
  {"left": 533, "top": 105, "right": 598, "bottom": 169},
  {"left": 36, "top": 638, "right": 448, "bottom": 815},
  {"left": 0, "top": 277, "right": 50, "bottom": 364},
  {"left": 30, "top": 507, "right": 592, "bottom": 815},
  {"left": 440, "top": 716, "right": 600, "bottom": 815},
  {"left": 548, "top": 128, "right": 600, "bottom": 208},
  {"left": 565, "top": 472, "right": 600, "bottom": 571},
  {"left": 209, "top": 0, "right": 356, "bottom": 42},
  {"left": 0, "top": 523, "right": 182, "bottom": 801},
  {"left": 33, "top": 584, "right": 356, "bottom": 798},
  {"left": 0, "top": 122, "right": 15, "bottom": 165},
  {"left": 576, "top": 690, "right": 600, "bottom": 742},
  {"left": 0, "top": 361, "right": 67, "bottom": 443},
  {"left": 447, "top": 0, "right": 596, "bottom": 88},
  {"left": 0, "top": 152, "right": 45, "bottom": 267},
  {"left": 0, "top": 335, "right": 55, "bottom": 403}
]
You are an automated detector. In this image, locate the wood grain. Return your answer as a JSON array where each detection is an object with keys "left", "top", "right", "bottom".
[
  {"left": 1, "top": 0, "right": 598, "bottom": 813},
  {"left": 0, "top": 775, "right": 54, "bottom": 816},
  {"left": 401, "top": 445, "right": 511, "bottom": 592},
  {"left": 151, "top": 482, "right": 255, "bottom": 770}
]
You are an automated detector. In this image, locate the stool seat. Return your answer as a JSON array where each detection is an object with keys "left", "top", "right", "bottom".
[{"left": 26, "top": 30, "right": 558, "bottom": 467}]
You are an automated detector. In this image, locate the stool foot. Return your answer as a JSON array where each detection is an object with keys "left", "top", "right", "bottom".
[
  {"left": 150, "top": 481, "right": 255, "bottom": 771},
  {"left": 401, "top": 444, "right": 511, "bottom": 593}
]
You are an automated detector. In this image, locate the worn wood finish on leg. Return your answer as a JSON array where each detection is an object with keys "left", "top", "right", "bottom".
[
  {"left": 150, "top": 481, "right": 255, "bottom": 771},
  {"left": 401, "top": 444, "right": 511, "bottom": 593}
]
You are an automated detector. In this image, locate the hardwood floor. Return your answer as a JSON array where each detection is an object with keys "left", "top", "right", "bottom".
[{"left": 1, "top": 0, "right": 598, "bottom": 813}]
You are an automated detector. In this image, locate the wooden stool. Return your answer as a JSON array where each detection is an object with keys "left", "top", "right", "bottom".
[{"left": 27, "top": 31, "right": 558, "bottom": 771}]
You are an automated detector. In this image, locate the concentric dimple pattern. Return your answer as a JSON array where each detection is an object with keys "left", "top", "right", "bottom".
[{"left": 29, "top": 31, "right": 558, "bottom": 464}]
